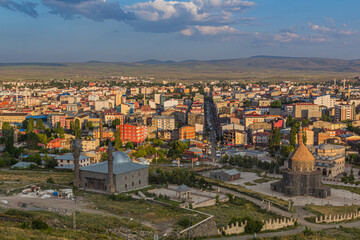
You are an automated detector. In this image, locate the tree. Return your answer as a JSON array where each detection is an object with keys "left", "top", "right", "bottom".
[
  {"left": 290, "top": 125, "right": 297, "bottom": 146},
  {"left": 322, "top": 113, "right": 331, "bottom": 122},
  {"left": 27, "top": 117, "right": 34, "bottom": 132},
  {"left": 2, "top": 122, "right": 11, "bottom": 132},
  {"left": 55, "top": 122, "right": 65, "bottom": 138},
  {"left": 302, "top": 129, "right": 307, "bottom": 145},
  {"left": 37, "top": 133, "right": 48, "bottom": 145},
  {"left": 44, "top": 155, "right": 58, "bottom": 168},
  {"left": 26, "top": 132, "right": 40, "bottom": 150},
  {"left": 85, "top": 121, "right": 94, "bottom": 130},
  {"left": 151, "top": 138, "right": 164, "bottom": 147},
  {"left": 280, "top": 145, "right": 295, "bottom": 158},
  {"left": 74, "top": 119, "right": 81, "bottom": 139},
  {"left": 111, "top": 119, "right": 121, "bottom": 128},
  {"left": 271, "top": 100, "right": 282, "bottom": 108},
  {"left": 125, "top": 141, "right": 134, "bottom": 149},
  {"left": 243, "top": 100, "right": 251, "bottom": 107},
  {"left": 115, "top": 127, "right": 122, "bottom": 150},
  {"left": 35, "top": 119, "right": 45, "bottom": 130}
]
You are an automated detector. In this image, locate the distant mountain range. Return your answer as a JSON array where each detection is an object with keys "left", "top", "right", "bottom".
[
  {"left": 0, "top": 56, "right": 359, "bottom": 82},
  {"left": 130, "top": 56, "right": 360, "bottom": 72}
]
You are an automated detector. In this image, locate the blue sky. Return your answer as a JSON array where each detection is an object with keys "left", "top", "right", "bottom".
[{"left": 1, "top": 0, "right": 359, "bottom": 62}]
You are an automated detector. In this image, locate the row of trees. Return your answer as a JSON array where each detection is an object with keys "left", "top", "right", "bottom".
[
  {"left": 223, "top": 155, "right": 281, "bottom": 174},
  {"left": 150, "top": 168, "right": 213, "bottom": 190}
]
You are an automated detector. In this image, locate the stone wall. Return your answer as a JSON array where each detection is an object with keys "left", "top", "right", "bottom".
[
  {"left": 175, "top": 216, "right": 218, "bottom": 239},
  {"left": 219, "top": 218, "right": 296, "bottom": 235},
  {"left": 315, "top": 211, "right": 360, "bottom": 223}
]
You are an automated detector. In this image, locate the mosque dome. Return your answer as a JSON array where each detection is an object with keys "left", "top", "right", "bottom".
[{"left": 112, "top": 151, "right": 131, "bottom": 164}]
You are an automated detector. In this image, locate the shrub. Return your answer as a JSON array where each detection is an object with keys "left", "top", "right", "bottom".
[
  {"left": 46, "top": 177, "right": 55, "bottom": 184},
  {"left": 109, "top": 193, "right": 132, "bottom": 202},
  {"left": 31, "top": 219, "right": 49, "bottom": 230},
  {"left": 177, "top": 217, "right": 192, "bottom": 228},
  {"left": 303, "top": 226, "right": 313, "bottom": 236},
  {"left": 5, "top": 209, "right": 33, "bottom": 218}
]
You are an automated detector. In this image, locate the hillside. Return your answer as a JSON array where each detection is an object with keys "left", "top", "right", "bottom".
[{"left": 0, "top": 56, "right": 359, "bottom": 82}]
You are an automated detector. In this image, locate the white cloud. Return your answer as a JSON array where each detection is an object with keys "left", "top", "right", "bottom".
[{"left": 194, "top": 25, "right": 242, "bottom": 35}]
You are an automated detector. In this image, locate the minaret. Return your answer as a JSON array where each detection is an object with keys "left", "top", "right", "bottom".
[
  {"left": 73, "top": 137, "right": 82, "bottom": 188},
  {"left": 107, "top": 140, "right": 115, "bottom": 193},
  {"left": 348, "top": 84, "right": 351, "bottom": 99},
  {"left": 99, "top": 113, "right": 103, "bottom": 142}
]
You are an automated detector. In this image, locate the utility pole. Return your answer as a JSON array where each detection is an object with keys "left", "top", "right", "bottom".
[{"left": 73, "top": 195, "right": 76, "bottom": 232}]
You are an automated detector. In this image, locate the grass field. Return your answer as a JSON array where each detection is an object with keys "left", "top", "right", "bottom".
[
  {"left": 262, "top": 227, "right": 360, "bottom": 240},
  {"left": 0, "top": 170, "right": 73, "bottom": 185},
  {"left": 0, "top": 60, "right": 356, "bottom": 82},
  {"left": 305, "top": 204, "right": 360, "bottom": 216},
  {"left": 0, "top": 208, "right": 151, "bottom": 240},
  {"left": 198, "top": 197, "right": 280, "bottom": 228},
  {"left": 80, "top": 191, "right": 206, "bottom": 231}
]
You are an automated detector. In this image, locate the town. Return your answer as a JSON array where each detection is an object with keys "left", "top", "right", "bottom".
[{"left": 1, "top": 77, "right": 360, "bottom": 239}]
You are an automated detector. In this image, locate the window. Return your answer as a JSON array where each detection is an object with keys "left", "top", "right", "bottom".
[
  {"left": 125, "top": 184, "right": 127, "bottom": 188},
  {"left": 132, "top": 182, "right": 134, "bottom": 186},
  {"left": 139, "top": 180, "right": 141, "bottom": 184}
]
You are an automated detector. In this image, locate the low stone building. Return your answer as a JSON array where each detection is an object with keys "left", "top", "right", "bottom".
[
  {"left": 310, "top": 144, "right": 346, "bottom": 177},
  {"left": 210, "top": 169, "right": 240, "bottom": 181},
  {"left": 78, "top": 145, "right": 149, "bottom": 193}
]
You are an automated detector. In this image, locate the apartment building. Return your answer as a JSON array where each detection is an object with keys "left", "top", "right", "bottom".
[{"left": 334, "top": 104, "right": 355, "bottom": 121}]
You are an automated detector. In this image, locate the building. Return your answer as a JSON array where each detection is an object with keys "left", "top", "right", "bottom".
[
  {"left": 310, "top": 144, "right": 346, "bottom": 178},
  {"left": 0, "top": 113, "right": 29, "bottom": 127},
  {"left": 223, "top": 130, "right": 247, "bottom": 146},
  {"left": 179, "top": 126, "right": 195, "bottom": 140},
  {"left": 210, "top": 169, "right": 241, "bottom": 181},
  {"left": 271, "top": 129, "right": 331, "bottom": 198},
  {"left": 334, "top": 104, "right": 355, "bottom": 121},
  {"left": 56, "top": 153, "right": 91, "bottom": 167},
  {"left": 81, "top": 138, "right": 100, "bottom": 152},
  {"left": 79, "top": 149, "right": 149, "bottom": 193},
  {"left": 117, "top": 124, "right": 147, "bottom": 144},
  {"left": 104, "top": 110, "right": 125, "bottom": 125},
  {"left": 152, "top": 115, "right": 175, "bottom": 130},
  {"left": 47, "top": 138, "right": 70, "bottom": 149},
  {"left": 293, "top": 103, "right": 321, "bottom": 119},
  {"left": 313, "top": 95, "right": 336, "bottom": 108},
  {"left": 252, "top": 132, "right": 271, "bottom": 145}
]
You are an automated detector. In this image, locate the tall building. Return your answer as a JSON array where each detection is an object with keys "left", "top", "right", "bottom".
[
  {"left": 117, "top": 124, "right": 147, "bottom": 144},
  {"left": 334, "top": 104, "right": 355, "bottom": 121},
  {"left": 179, "top": 126, "right": 195, "bottom": 140},
  {"left": 152, "top": 115, "right": 175, "bottom": 130}
]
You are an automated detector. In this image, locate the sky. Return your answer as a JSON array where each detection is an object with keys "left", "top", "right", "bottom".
[{"left": 1, "top": 0, "right": 360, "bottom": 62}]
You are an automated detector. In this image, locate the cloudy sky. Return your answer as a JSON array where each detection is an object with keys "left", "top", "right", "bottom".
[{"left": 1, "top": 0, "right": 359, "bottom": 62}]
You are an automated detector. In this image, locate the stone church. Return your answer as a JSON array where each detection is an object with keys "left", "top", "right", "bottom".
[
  {"left": 73, "top": 139, "right": 149, "bottom": 193},
  {"left": 271, "top": 129, "right": 331, "bottom": 198}
]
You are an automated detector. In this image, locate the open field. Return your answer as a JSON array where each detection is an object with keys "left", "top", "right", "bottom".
[
  {"left": 0, "top": 208, "right": 150, "bottom": 240},
  {"left": 198, "top": 197, "right": 280, "bottom": 228},
  {"left": 0, "top": 170, "right": 73, "bottom": 185},
  {"left": 261, "top": 227, "right": 360, "bottom": 240},
  {"left": 0, "top": 56, "right": 359, "bottom": 82},
  {"left": 80, "top": 191, "right": 207, "bottom": 232},
  {"left": 305, "top": 204, "right": 360, "bottom": 216}
]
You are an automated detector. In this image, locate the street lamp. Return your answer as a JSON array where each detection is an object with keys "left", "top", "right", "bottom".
[{"left": 139, "top": 208, "right": 149, "bottom": 240}]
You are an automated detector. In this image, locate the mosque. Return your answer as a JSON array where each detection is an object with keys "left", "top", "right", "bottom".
[{"left": 73, "top": 139, "right": 149, "bottom": 193}]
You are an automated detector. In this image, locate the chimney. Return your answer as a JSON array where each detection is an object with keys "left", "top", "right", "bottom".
[
  {"left": 73, "top": 137, "right": 82, "bottom": 188},
  {"left": 107, "top": 140, "right": 115, "bottom": 193}
]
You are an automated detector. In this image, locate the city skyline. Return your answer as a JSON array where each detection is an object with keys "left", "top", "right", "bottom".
[{"left": 1, "top": 0, "right": 360, "bottom": 62}]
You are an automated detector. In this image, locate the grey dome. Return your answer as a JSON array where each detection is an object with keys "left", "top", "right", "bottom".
[{"left": 112, "top": 151, "right": 131, "bottom": 164}]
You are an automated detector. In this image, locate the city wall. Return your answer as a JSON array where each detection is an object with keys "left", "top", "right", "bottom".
[{"left": 315, "top": 211, "right": 360, "bottom": 223}]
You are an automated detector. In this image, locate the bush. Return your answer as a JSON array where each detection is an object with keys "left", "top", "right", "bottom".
[
  {"left": 5, "top": 209, "right": 33, "bottom": 218},
  {"left": 31, "top": 219, "right": 49, "bottom": 230},
  {"left": 303, "top": 226, "right": 313, "bottom": 236},
  {"left": 177, "top": 217, "right": 192, "bottom": 228},
  {"left": 109, "top": 193, "right": 132, "bottom": 202},
  {"left": 46, "top": 177, "right": 55, "bottom": 184}
]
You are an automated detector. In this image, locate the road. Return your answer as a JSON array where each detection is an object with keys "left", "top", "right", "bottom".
[{"left": 204, "top": 93, "right": 220, "bottom": 162}]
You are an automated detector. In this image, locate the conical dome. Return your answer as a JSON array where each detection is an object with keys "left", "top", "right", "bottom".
[{"left": 288, "top": 128, "right": 315, "bottom": 172}]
